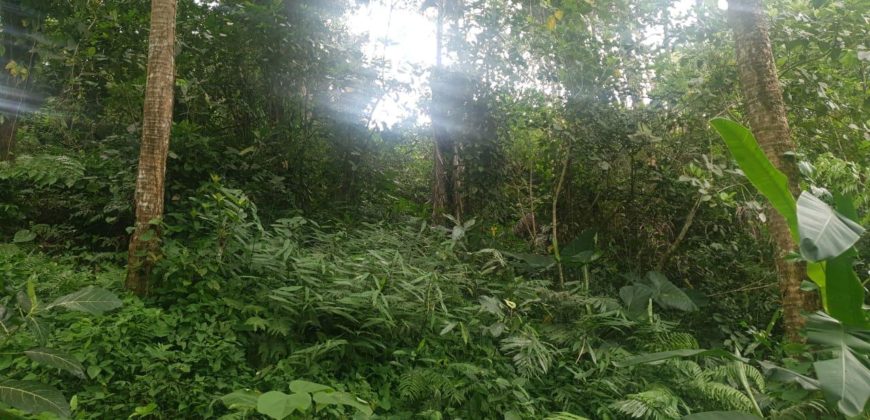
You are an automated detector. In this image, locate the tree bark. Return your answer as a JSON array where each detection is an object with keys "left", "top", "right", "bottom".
[
  {"left": 126, "top": 0, "right": 177, "bottom": 296},
  {"left": 1, "top": 0, "right": 27, "bottom": 161},
  {"left": 430, "top": 0, "right": 453, "bottom": 223},
  {"left": 728, "top": 0, "right": 812, "bottom": 341}
]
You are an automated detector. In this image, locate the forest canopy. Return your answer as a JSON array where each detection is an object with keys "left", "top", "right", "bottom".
[{"left": 0, "top": 0, "right": 868, "bottom": 418}]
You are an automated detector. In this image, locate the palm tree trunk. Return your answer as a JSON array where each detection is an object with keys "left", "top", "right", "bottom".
[
  {"left": 727, "top": 0, "right": 812, "bottom": 341},
  {"left": 125, "top": 0, "right": 177, "bottom": 296}
]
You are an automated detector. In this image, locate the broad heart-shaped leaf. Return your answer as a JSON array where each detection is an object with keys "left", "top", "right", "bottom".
[
  {"left": 288, "top": 380, "right": 332, "bottom": 394},
  {"left": 814, "top": 348, "right": 870, "bottom": 417},
  {"left": 614, "top": 349, "right": 741, "bottom": 367},
  {"left": 313, "top": 391, "right": 373, "bottom": 415},
  {"left": 561, "top": 229, "right": 596, "bottom": 257},
  {"left": 682, "top": 412, "right": 761, "bottom": 420},
  {"left": 257, "top": 391, "right": 311, "bottom": 419},
  {"left": 501, "top": 251, "right": 555, "bottom": 269},
  {"left": 619, "top": 284, "right": 653, "bottom": 315},
  {"left": 646, "top": 271, "right": 698, "bottom": 312},
  {"left": 46, "top": 286, "right": 122, "bottom": 315},
  {"left": 220, "top": 390, "right": 259, "bottom": 410},
  {"left": 0, "top": 379, "right": 70, "bottom": 418},
  {"left": 711, "top": 118, "right": 798, "bottom": 236},
  {"left": 796, "top": 192, "right": 864, "bottom": 261},
  {"left": 24, "top": 348, "right": 85, "bottom": 378}
]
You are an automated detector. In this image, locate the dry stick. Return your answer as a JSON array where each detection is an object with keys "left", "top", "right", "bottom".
[
  {"left": 552, "top": 142, "right": 571, "bottom": 290},
  {"left": 529, "top": 167, "right": 537, "bottom": 238},
  {"left": 655, "top": 195, "right": 703, "bottom": 278}
]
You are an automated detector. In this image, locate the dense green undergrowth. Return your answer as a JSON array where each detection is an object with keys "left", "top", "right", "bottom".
[{"left": 1, "top": 185, "right": 840, "bottom": 419}]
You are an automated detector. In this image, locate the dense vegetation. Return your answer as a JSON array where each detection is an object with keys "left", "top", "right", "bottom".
[{"left": 0, "top": 0, "right": 867, "bottom": 418}]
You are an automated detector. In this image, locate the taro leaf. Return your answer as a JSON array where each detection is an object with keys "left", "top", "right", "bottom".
[
  {"left": 646, "top": 271, "right": 698, "bottom": 312},
  {"left": 797, "top": 192, "right": 864, "bottom": 261},
  {"left": 614, "top": 349, "right": 741, "bottom": 367},
  {"left": 312, "top": 391, "right": 373, "bottom": 415},
  {"left": 257, "top": 391, "right": 311, "bottom": 419},
  {"left": 710, "top": 118, "right": 797, "bottom": 236},
  {"left": 24, "top": 348, "right": 85, "bottom": 378},
  {"left": 682, "top": 412, "right": 762, "bottom": 420},
  {"left": 814, "top": 347, "right": 870, "bottom": 417},
  {"left": 502, "top": 251, "right": 554, "bottom": 269},
  {"left": 288, "top": 380, "right": 332, "bottom": 394},
  {"left": 220, "top": 390, "right": 259, "bottom": 411},
  {"left": 46, "top": 286, "right": 122, "bottom": 315},
  {"left": 562, "top": 229, "right": 596, "bottom": 257},
  {"left": 619, "top": 284, "right": 653, "bottom": 315},
  {"left": 563, "top": 251, "right": 599, "bottom": 266},
  {"left": 13, "top": 229, "right": 36, "bottom": 243},
  {"left": 0, "top": 379, "right": 70, "bottom": 418}
]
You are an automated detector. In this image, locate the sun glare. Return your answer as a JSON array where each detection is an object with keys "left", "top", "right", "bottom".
[{"left": 347, "top": 3, "right": 438, "bottom": 127}]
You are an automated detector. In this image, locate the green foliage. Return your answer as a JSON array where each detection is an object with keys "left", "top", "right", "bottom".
[
  {"left": 711, "top": 118, "right": 867, "bottom": 330},
  {"left": 2, "top": 0, "right": 868, "bottom": 418},
  {"left": 0, "top": 262, "right": 122, "bottom": 418},
  {"left": 221, "top": 380, "right": 372, "bottom": 419}
]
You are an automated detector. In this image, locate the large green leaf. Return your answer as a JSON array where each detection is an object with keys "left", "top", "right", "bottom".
[
  {"left": 796, "top": 192, "right": 864, "bottom": 261},
  {"left": 758, "top": 361, "right": 820, "bottom": 390},
  {"left": 561, "top": 229, "right": 596, "bottom": 257},
  {"left": 814, "top": 348, "right": 870, "bottom": 417},
  {"left": 257, "top": 391, "right": 311, "bottom": 419},
  {"left": 0, "top": 379, "right": 70, "bottom": 418},
  {"left": 682, "top": 412, "right": 761, "bottom": 420},
  {"left": 312, "top": 391, "right": 373, "bottom": 415},
  {"left": 646, "top": 271, "right": 698, "bottom": 312},
  {"left": 46, "top": 286, "right": 122, "bottom": 315},
  {"left": 220, "top": 390, "right": 259, "bottom": 411},
  {"left": 502, "top": 251, "right": 555, "bottom": 269},
  {"left": 24, "top": 348, "right": 85, "bottom": 379},
  {"left": 806, "top": 313, "right": 870, "bottom": 417},
  {"left": 288, "top": 380, "right": 332, "bottom": 394},
  {"left": 710, "top": 118, "right": 797, "bottom": 236},
  {"left": 824, "top": 250, "right": 866, "bottom": 327},
  {"left": 614, "top": 349, "right": 740, "bottom": 367},
  {"left": 619, "top": 284, "right": 653, "bottom": 315}
]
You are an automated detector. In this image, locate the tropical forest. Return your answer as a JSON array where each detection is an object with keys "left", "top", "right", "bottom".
[{"left": 0, "top": 0, "right": 868, "bottom": 418}]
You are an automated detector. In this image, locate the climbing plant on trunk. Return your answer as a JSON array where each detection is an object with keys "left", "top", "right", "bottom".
[{"left": 125, "top": 0, "right": 177, "bottom": 295}]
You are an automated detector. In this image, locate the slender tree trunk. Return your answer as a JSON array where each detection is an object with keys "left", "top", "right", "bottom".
[
  {"left": 430, "top": 0, "right": 453, "bottom": 223},
  {"left": 0, "top": 119, "right": 15, "bottom": 161},
  {"left": 1, "top": 0, "right": 26, "bottom": 161},
  {"left": 126, "top": 0, "right": 177, "bottom": 296},
  {"left": 728, "top": 0, "right": 812, "bottom": 341}
]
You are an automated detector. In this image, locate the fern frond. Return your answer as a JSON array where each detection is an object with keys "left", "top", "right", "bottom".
[
  {"left": 545, "top": 412, "right": 591, "bottom": 420},
  {"left": 769, "top": 398, "right": 829, "bottom": 419},
  {"left": 612, "top": 386, "right": 682, "bottom": 420},
  {"left": 500, "top": 327, "right": 558, "bottom": 377},
  {"left": 692, "top": 380, "right": 754, "bottom": 412}
]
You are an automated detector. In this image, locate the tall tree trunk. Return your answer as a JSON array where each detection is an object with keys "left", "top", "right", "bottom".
[
  {"left": 1, "top": 0, "right": 27, "bottom": 161},
  {"left": 430, "top": 0, "right": 453, "bottom": 223},
  {"left": 126, "top": 0, "right": 177, "bottom": 296},
  {"left": 728, "top": 0, "right": 812, "bottom": 341}
]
